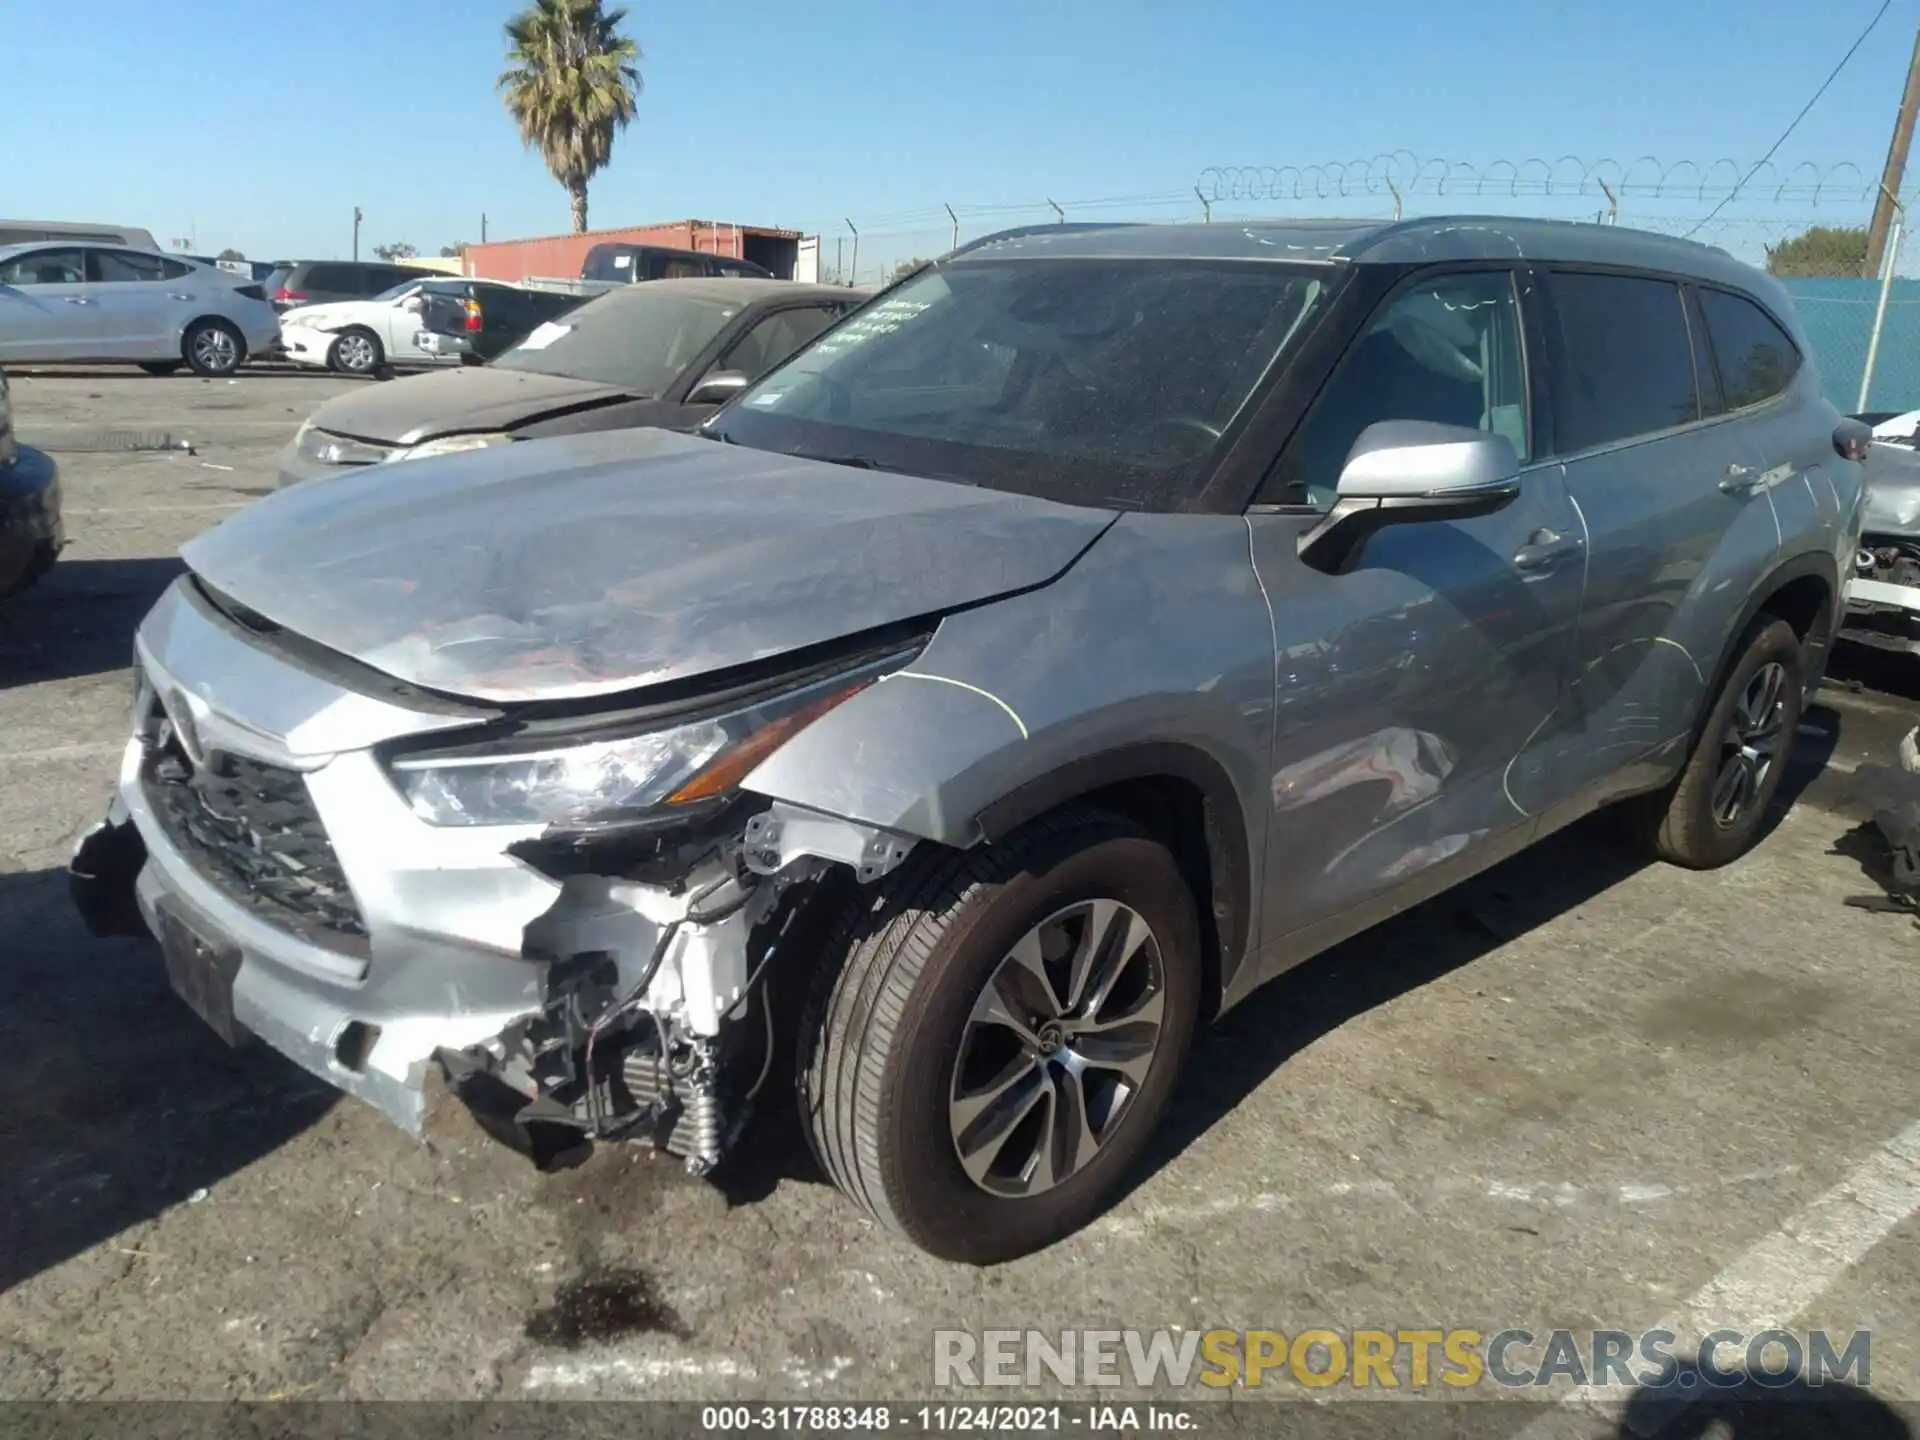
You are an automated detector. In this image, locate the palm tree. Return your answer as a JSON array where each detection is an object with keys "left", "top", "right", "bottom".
[{"left": 499, "top": 0, "right": 641, "bottom": 233}]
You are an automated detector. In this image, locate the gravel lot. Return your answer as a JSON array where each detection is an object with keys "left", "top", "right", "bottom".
[{"left": 1, "top": 369, "right": 1916, "bottom": 1423}]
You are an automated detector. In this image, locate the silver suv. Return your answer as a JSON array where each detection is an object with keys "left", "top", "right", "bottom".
[{"left": 72, "top": 217, "right": 1867, "bottom": 1263}]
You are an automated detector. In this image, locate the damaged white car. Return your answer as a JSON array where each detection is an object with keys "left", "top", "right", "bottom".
[{"left": 1844, "top": 408, "right": 1920, "bottom": 656}]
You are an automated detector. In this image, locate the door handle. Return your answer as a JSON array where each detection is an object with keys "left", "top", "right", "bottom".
[
  {"left": 1513, "top": 529, "right": 1584, "bottom": 571},
  {"left": 167, "top": 292, "right": 195, "bottom": 301},
  {"left": 63, "top": 296, "right": 93, "bottom": 305},
  {"left": 1720, "top": 463, "right": 1764, "bottom": 496}
]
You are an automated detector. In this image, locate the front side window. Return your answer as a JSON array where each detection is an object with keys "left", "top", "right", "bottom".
[
  {"left": 716, "top": 258, "right": 1326, "bottom": 510},
  {"left": 0, "top": 248, "right": 86, "bottom": 285},
  {"left": 1264, "top": 270, "right": 1529, "bottom": 507},
  {"left": 89, "top": 249, "right": 169, "bottom": 283},
  {"left": 1548, "top": 272, "right": 1699, "bottom": 453},
  {"left": 1698, "top": 288, "right": 1801, "bottom": 410}
]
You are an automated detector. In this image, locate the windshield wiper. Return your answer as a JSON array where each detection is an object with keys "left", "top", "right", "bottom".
[{"left": 795, "top": 450, "right": 886, "bottom": 471}]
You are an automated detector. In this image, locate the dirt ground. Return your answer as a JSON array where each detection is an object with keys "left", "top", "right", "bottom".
[{"left": 1, "top": 367, "right": 1915, "bottom": 1429}]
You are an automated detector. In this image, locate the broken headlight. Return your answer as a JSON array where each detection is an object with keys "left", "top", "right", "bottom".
[{"left": 385, "top": 648, "right": 909, "bottom": 828}]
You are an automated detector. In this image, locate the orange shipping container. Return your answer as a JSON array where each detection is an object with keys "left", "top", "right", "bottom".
[{"left": 463, "top": 219, "right": 804, "bottom": 282}]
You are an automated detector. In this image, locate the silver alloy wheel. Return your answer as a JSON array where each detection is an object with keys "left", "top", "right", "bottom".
[
  {"left": 949, "top": 898, "right": 1166, "bottom": 1197},
  {"left": 1710, "top": 660, "right": 1788, "bottom": 827},
  {"left": 335, "top": 333, "right": 376, "bottom": 373},
  {"left": 191, "top": 325, "right": 238, "bottom": 373}
]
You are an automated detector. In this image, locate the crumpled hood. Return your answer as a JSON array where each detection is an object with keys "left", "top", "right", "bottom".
[
  {"left": 1863, "top": 439, "right": 1920, "bottom": 535},
  {"left": 181, "top": 428, "right": 1117, "bottom": 704},
  {"left": 280, "top": 302, "right": 365, "bottom": 330},
  {"left": 309, "top": 366, "right": 632, "bottom": 447}
]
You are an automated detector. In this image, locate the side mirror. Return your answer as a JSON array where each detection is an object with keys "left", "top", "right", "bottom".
[
  {"left": 685, "top": 369, "right": 750, "bottom": 407},
  {"left": 1297, "top": 421, "right": 1521, "bottom": 574}
]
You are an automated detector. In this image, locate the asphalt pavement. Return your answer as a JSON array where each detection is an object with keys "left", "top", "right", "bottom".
[{"left": 0, "top": 368, "right": 1915, "bottom": 1430}]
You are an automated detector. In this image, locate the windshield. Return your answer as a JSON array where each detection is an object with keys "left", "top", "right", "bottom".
[
  {"left": 492, "top": 287, "right": 743, "bottom": 393},
  {"left": 371, "top": 280, "right": 425, "bottom": 303},
  {"left": 712, "top": 258, "right": 1325, "bottom": 510}
]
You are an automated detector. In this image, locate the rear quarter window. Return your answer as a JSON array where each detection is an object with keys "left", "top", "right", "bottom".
[
  {"left": 1697, "top": 288, "right": 1801, "bottom": 409},
  {"left": 1547, "top": 271, "right": 1700, "bottom": 453}
]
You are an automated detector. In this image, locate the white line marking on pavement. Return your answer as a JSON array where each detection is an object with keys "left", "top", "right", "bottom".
[
  {"left": 525, "top": 1354, "right": 758, "bottom": 1389},
  {"left": 0, "top": 741, "right": 126, "bottom": 765},
  {"left": 1513, "top": 1118, "right": 1920, "bottom": 1437}
]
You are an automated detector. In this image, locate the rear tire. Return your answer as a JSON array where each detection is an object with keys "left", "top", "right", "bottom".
[
  {"left": 797, "top": 807, "right": 1200, "bottom": 1263},
  {"left": 183, "top": 320, "right": 244, "bottom": 377},
  {"left": 1624, "top": 616, "right": 1803, "bottom": 868},
  {"left": 138, "top": 360, "right": 183, "bottom": 376},
  {"left": 329, "top": 328, "right": 382, "bottom": 377}
]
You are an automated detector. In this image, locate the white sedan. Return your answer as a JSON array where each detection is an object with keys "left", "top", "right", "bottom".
[{"left": 279, "top": 278, "right": 471, "bottom": 376}]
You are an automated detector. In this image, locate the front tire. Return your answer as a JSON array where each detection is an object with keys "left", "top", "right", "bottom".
[
  {"left": 183, "top": 320, "right": 243, "bottom": 377},
  {"left": 798, "top": 808, "right": 1200, "bottom": 1263},
  {"left": 329, "top": 328, "right": 382, "bottom": 376},
  {"left": 1625, "top": 616, "right": 1804, "bottom": 868}
]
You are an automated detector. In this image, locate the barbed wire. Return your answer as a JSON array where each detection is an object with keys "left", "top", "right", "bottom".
[{"left": 1194, "top": 155, "right": 1885, "bottom": 206}]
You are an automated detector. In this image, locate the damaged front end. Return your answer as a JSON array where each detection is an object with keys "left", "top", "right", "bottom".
[
  {"left": 1844, "top": 424, "right": 1920, "bottom": 656},
  {"left": 425, "top": 646, "right": 924, "bottom": 1177}
]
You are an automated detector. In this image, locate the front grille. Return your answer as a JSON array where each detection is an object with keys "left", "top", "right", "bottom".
[{"left": 140, "top": 717, "right": 369, "bottom": 955}]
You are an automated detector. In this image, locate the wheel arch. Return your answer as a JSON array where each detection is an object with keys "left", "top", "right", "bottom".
[
  {"left": 176, "top": 314, "right": 248, "bottom": 362},
  {"left": 1701, "top": 550, "right": 1837, "bottom": 728},
  {"left": 971, "top": 741, "right": 1254, "bottom": 1020}
]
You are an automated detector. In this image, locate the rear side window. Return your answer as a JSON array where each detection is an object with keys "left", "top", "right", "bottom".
[
  {"left": 1547, "top": 272, "right": 1699, "bottom": 453},
  {"left": 304, "top": 264, "right": 355, "bottom": 292},
  {"left": 1697, "top": 288, "right": 1801, "bottom": 410},
  {"left": 89, "top": 249, "right": 169, "bottom": 282}
]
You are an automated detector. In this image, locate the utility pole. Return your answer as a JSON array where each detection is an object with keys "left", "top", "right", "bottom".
[
  {"left": 1867, "top": 22, "right": 1920, "bottom": 279},
  {"left": 481, "top": 212, "right": 488, "bottom": 244},
  {"left": 352, "top": 206, "right": 363, "bottom": 262}
]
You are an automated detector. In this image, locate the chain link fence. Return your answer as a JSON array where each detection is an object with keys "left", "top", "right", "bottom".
[{"left": 814, "top": 154, "right": 1920, "bottom": 415}]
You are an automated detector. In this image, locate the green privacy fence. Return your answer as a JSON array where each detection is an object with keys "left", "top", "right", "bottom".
[{"left": 1782, "top": 278, "right": 1920, "bottom": 416}]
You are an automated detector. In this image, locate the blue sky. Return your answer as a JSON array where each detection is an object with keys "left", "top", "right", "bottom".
[{"left": 6, "top": 0, "right": 1916, "bottom": 277}]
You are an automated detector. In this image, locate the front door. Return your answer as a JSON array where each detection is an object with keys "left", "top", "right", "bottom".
[
  {"left": 0, "top": 247, "right": 98, "bottom": 361},
  {"left": 1244, "top": 267, "right": 1587, "bottom": 976}
]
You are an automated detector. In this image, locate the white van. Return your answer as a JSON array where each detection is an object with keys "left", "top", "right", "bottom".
[{"left": 0, "top": 219, "right": 161, "bottom": 251}]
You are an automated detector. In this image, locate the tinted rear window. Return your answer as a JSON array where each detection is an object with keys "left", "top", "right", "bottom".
[
  {"left": 304, "top": 264, "right": 357, "bottom": 292},
  {"left": 492, "top": 286, "right": 743, "bottom": 392},
  {"left": 1698, "top": 288, "right": 1801, "bottom": 410},
  {"left": 1548, "top": 272, "right": 1700, "bottom": 453}
]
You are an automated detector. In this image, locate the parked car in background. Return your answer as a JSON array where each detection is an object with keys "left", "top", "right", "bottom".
[
  {"left": 261, "top": 259, "right": 442, "bottom": 314},
  {"left": 519, "top": 243, "right": 779, "bottom": 302},
  {"left": 0, "top": 242, "right": 280, "bottom": 376},
  {"left": 0, "top": 219, "right": 160, "bottom": 250},
  {"left": 0, "top": 372, "right": 64, "bottom": 599},
  {"left": 279, "top": 277, "right": 538, "bottom": 376},
  {"left": 74, "top": 218, "right": 1864, "bottom": 1263},
  {"left": 278, "top": 278, "right": 867, "bottom": 485},
  {"left": 411, "top": 282, "right": 586, "bottom": 364},
  {"left": 1838, "top": 407, "right": 1920, "bottom": 658}
]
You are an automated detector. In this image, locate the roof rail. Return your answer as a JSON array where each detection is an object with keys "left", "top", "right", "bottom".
[{"left": 945, "top": 221, "right": 1144, "bottom": 259}]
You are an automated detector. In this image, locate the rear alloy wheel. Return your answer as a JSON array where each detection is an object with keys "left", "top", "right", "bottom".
[
  {"left": 329, "top": 329, "right": 382, "bottom": 376},
  {"left": 1625, "top": 615, "right": 1803, "bottom": 868},
  {"left": 183, "top": 320, "right": 243, "bottom": 377},
  {"left": 799, "top": 807, "right": 1200, "bottom": 1263}
]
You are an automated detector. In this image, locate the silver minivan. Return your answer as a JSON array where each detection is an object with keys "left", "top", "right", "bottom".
[{"left": 73, "top": 216, "right": 1868, "bottom": 1262}]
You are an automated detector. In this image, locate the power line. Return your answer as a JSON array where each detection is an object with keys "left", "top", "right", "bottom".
[{"left": 1684, "top": 0, "right": 1895, "bottom": 237}]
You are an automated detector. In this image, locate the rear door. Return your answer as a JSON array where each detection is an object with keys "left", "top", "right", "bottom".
[
  {"left": 1244, "top": 267, "right": 1587, "bottom": 964},
  {"left": 0, "top": 247, "right": 97, "bottom": 360},
  {"left": 85, "top": 248, "right": 190, "bottom": 356},
  {"left": 1538, "top": 268, "right": 1776, "bottom": 805}
]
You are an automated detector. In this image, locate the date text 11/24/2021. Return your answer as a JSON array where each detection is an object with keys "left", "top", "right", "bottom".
[{"left": 700, "top": 1404, "right": 1201, "bottom": 1431}]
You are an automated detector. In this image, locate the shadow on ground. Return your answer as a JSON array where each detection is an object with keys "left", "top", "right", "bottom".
[
  {"left": 1611, "top": 1359, "right": 1911, "bottom": 1439},
  {"left": 0, "top": 866, "right": 335, "bottom": 1293},
  {"left": 0, "top": 556, "right": 183, "bottom": 688}
]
